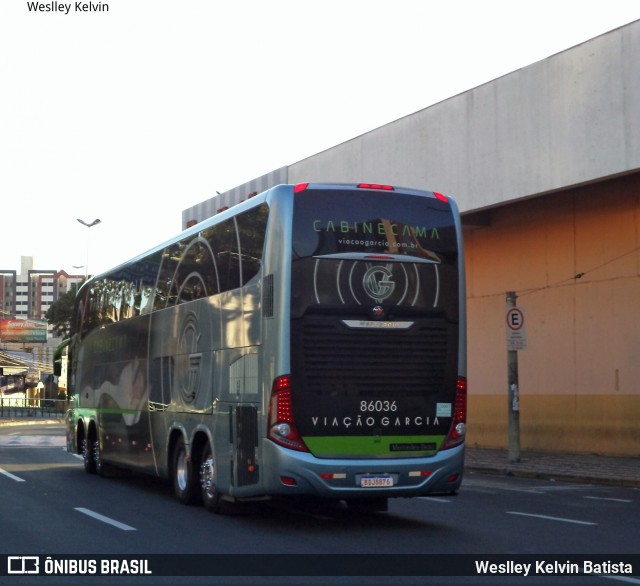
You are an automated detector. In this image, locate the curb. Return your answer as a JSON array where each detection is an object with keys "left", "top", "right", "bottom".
[
  {"left": 0, "top": 418, "right": 64, "bottom": 427},
  {"left": 465, "top": 465, "right": 640, "bottom": 489}
]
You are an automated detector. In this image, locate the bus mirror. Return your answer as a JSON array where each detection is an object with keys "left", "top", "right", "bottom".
[{"left": 53, "top": 338, "right": 71, "bottom": 378}]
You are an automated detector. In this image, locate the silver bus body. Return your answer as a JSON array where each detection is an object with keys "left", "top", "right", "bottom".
[{"left": 65, "top": 182, "right": 466, "bottom": 511}]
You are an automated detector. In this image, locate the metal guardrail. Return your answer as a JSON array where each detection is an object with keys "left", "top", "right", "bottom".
[{"left": 0, "top": 397, "right": 68, "bottom": 419}]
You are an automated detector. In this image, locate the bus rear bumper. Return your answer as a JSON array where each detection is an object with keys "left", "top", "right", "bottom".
[{"left": 261, "top": 441, "right": 465, "bottom": 498}]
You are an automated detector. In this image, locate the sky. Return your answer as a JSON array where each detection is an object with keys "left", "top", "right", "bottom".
[{"left": 1, "top": 0, "right": 639, "bottom": 277}]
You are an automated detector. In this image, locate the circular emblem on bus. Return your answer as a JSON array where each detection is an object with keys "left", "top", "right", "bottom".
[
  {"left": 362, "top": 265, "right": 395, "bottom": 302},
  {"left": 371, "top": 305, "right": 385, "bottom": 319},
  {"left": 176, "top": 312, "right": 202, "bottom": 404}
]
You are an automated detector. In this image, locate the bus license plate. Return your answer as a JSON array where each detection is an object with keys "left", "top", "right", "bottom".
[{"left": 360, "top": 474, "right": 394, "bottom": 488}]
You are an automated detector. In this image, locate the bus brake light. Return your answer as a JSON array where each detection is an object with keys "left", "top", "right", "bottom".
[
  {"left": 294, "top": 183, "right": 309, "bottom": 193},
  {"left": 357, "top": 183, "right": 394, "bottom": 191},
  {"left": 441, "top": 376, "right": 467, "bottom": 450},
  {"left": 268, "top": 375, "right": 309, "bottom": 452},
  {"left": 434, "top": 192, "right": 448, "bottom": 203}
]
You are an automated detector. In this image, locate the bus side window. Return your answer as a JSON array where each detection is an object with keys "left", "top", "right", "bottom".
[
  {"left": 139, "top": 286, "right": 153, "bottom": 314},
  {"left": 205, "top": 218, "right": 240, "bottom": 293},
  {"left": 136, "top": 251, "right": 163, "bottom": 314},
  {"left": 173, "top": 238, "right": 217, "bottom": 302},
  {"left": 154, "top": 242, "right": 182, "bottom": 309},
  {"left": 236, "top": 204, "right": 269, "bottom": 285}
]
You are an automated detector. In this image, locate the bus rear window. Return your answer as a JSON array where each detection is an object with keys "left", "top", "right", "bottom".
[{"left": 292, "top": 189, "right": 456, "bottom": 261}]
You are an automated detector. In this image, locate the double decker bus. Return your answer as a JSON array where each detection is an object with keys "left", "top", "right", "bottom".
[{"left": 65, "top": 182, "right": 466, "bottom": 513}]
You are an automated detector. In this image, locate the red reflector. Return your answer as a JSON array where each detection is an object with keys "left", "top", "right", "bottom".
[
  {"left": 410, "top": 470, "right": 433, "bottom": 478},
  {"left": 320, "top": 472, "right": 346, "bottom": 480},
  {"left": 294, "top": 183, "right": 309, "bottom": 193},
  {"left": 280, "top": 476, "right": 297, "bottom": 486},
  {"left": 447, "top": 474, "right": 459, "bottom": 483},
  {"left": 434, "top": 192, "right": 448, "bottom": 203},
  {"left": 357, "top": 183, "right": 394, "bottom": 191}
]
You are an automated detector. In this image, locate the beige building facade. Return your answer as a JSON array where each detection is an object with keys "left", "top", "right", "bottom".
[
  {"left": 465, "top": 173, "right": 640, "bottom": 456},
  {"left": 184, "top": 20, "right": 640, "bottom": 457}
]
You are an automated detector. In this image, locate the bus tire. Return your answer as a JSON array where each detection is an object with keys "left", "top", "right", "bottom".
[
  {"left": 172, "top": 436, "right": 200, "bottom": 505},
  {"left": 200, "top": 442, "right": 221, "bottom": 513},
  {"left": 82, "top": 435, "right": 96, "bottom": 474},
  {"left": 93, "top": 438, "right": 107, "bottom": 477}
]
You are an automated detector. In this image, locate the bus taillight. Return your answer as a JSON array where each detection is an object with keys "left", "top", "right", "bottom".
[
  {"left": 441, "top": 376, "right": 467, "bottom": 450},
  {"left": 268, "top": 375, "right": 309, "bottom": 452}
]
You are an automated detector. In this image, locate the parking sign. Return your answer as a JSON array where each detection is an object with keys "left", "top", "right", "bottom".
[{"left": 506, "top": 306, "right": 527, "bottom": 350}]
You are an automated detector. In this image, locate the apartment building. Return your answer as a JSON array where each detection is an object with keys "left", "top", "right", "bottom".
[{"left": 0, "top": 256, "right": 84, "bottom": 346}]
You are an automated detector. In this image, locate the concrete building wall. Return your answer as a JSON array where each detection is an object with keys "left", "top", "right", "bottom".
[{"left": 288, "top": 20, "right": 640, "bottom": 214}]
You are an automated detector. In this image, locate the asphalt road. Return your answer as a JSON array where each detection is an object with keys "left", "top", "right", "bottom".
[{"left": 1, "top": 422, "right": 638, "bottom": 586}]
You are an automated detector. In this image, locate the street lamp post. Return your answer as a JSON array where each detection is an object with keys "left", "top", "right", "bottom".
[{"left": 77, "top": 218, "right": 101, "bottom": 278}]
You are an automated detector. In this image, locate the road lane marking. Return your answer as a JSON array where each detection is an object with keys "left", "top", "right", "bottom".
[
  {"left": 506, "top": 511, "right": 597, "bottom": 525},
  {"left": 583, "top": 496, "right": 633, "bottom": 503},
  {"left": 463, "top": 477, "right": 589, "bottom": 495},
  {"left": 418, "top": 497, "right": 452, "bottom": 502},
  {"left": 0, "top": 467, "right": 25, "bottom": 482},
  {"left": 74, "top": 507, "right": 137, "bottom": 531},
  {"left": 464, "top": 484, "right": 542, "bottom": 495},
  {"left": 530, "top": 485, "right": 592, "bottom": 492},
  {"left": 0, "top": 435, "right": 66, "bottom": 447}
]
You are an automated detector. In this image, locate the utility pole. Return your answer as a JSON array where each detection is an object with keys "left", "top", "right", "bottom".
[{"left": 506, "top": 291, "right": 522, "bottom": 462}]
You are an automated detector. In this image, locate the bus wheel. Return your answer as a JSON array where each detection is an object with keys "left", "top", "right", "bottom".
[
  {"left": 200, "top": 443, "right": 221, "bottom": 513},
  {"left": 93, "top": 438, "right": 106, "bottom": 477},
  {"left": 172, "top": 436, "right": 199, "bottom": 505},
  {"left": 82, "top": 436, "right": 96, "bottom": 474}
]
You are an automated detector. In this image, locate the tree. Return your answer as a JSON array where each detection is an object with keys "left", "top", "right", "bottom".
[{"left": 45, "top": 285, "right": 79, "bottom": 339}]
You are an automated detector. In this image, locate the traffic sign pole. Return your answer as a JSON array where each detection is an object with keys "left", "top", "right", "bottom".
[{"left": 506, "top": 291, "right": 521, "bottom": 462}]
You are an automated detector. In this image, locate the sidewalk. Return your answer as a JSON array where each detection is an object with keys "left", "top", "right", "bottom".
[
  {"left": 465, "top": 446, "right": 640, "bottom": 488},
  {"left": 0, "top": 417, "right": 63, "bottom": 427}
]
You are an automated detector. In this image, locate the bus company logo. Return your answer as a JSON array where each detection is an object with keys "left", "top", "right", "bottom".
[
  {"left": 371, "top": 305, "right": 385, "bottom": 318},
  {"left": 363, "top": 265, "right": 395, "bottom": 302},
  {"left": 177, "top": 313, "right": 202, "bottom": 404}
]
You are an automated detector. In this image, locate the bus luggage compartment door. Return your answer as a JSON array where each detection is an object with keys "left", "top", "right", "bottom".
[{"left": 230, "top": 404, "right": 259, "bottom": 488}]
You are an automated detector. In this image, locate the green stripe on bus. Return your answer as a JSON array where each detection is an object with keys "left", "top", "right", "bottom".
[{"left": 302, "top": 435, "right": 446, "bottom": 455}]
